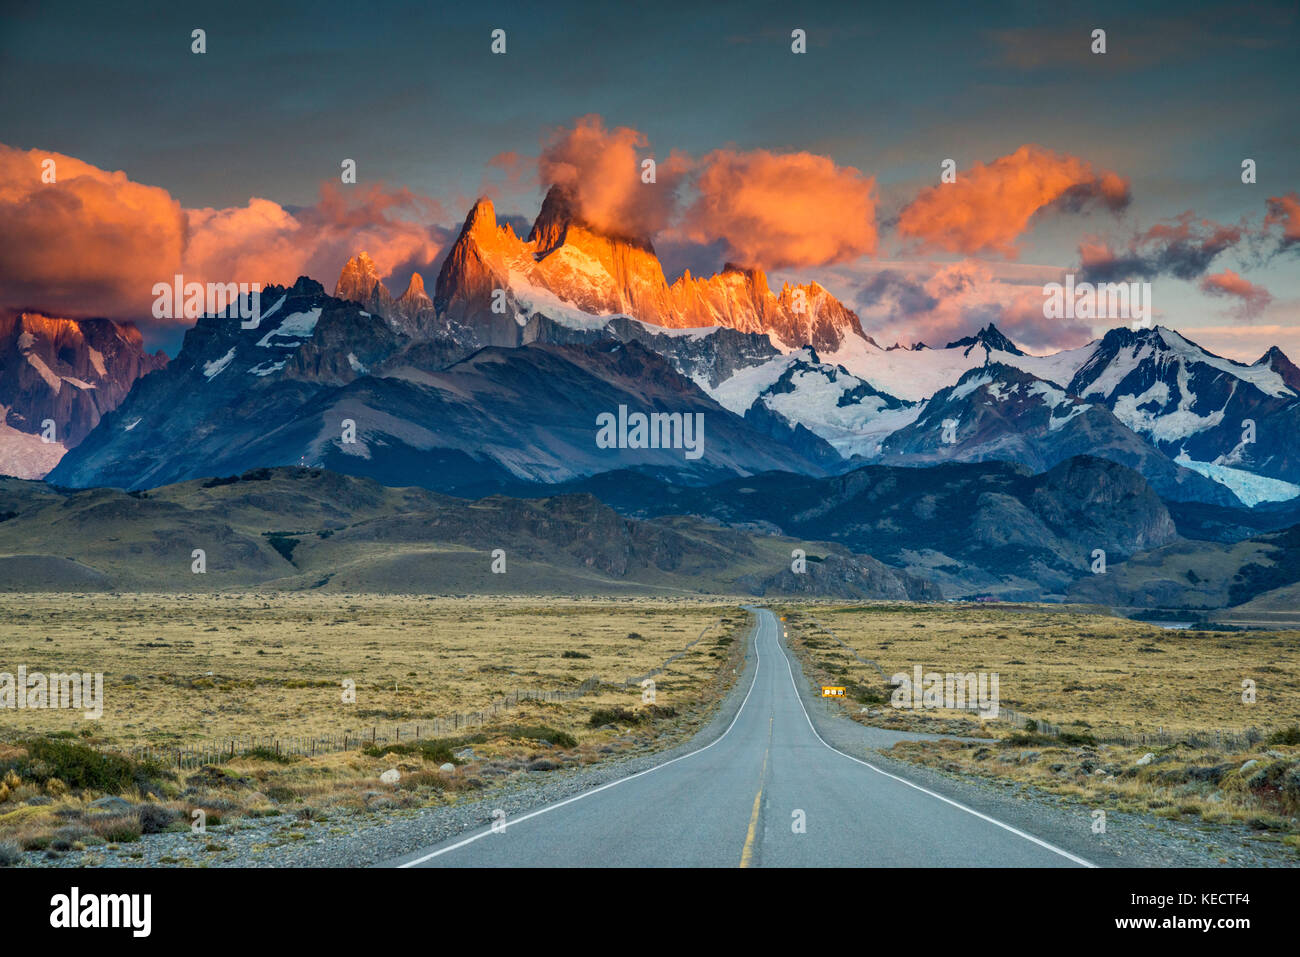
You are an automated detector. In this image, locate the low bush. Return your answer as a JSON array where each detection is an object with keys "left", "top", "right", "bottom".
[
  {"left": 589, "top": 707, "right": 641, "bottom": 727},
  {"left": 13, "top": 737, "right": 163, "bottom": 794}
]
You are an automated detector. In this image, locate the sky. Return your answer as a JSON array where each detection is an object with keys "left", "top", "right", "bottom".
[{"left": 1, "top": 0, "right": 1297, "bottom": 360}]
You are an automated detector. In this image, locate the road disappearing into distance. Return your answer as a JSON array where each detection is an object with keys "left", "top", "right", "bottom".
[{"left": 390, "top": 608, "right": 1095, "bottom": 868}]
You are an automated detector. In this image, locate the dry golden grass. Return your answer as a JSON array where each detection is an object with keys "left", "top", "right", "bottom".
[
  {"left": 780, "top": 603, "right": 1300, "bottom": 740},
  {"left": 0, "top": 593, "right": 742, "bottom": 747}
]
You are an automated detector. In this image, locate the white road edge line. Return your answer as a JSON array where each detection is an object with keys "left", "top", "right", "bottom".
[
  {"left": 395, "top": 612, "right": 766, "bottom": 867},
  {"left": 770, "top": 611, "right": 1098, "bottom": 869}
]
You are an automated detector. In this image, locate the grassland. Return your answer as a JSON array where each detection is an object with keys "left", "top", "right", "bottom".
[
  {"left": 0, "top": 594, "right": 748, "bottom": 857},
  {"left": 780, "top": 602, "right": 1300, "bottom": 845}
]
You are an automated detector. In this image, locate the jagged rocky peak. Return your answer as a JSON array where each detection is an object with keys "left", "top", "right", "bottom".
[
  {"left": 332, "top": 253, "right": 437, "bottom": 339},
  {"left": 399, "top": 272, "right": 431, "bottom": 305},
  {"left": 944, "top": 322, "right": 1024, "bottom": 357},
  {"left": 335, "top": 252, "right": 386, "bottom": 302},
  {"left": 463, "top": 195, "right": 499, "bottom": 236},
  {"left": 527, "top": 185, "right": 574, "bottom": 254},
  {"left": 528, "top": 183, "right": 656, "bottom": 256},
  {"left": 1255, "top": 345, "right": 1300, "bottom": 392}
]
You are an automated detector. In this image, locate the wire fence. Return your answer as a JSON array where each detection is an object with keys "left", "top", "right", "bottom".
[{"left": 128, "top": 618, "right": 725, "bottom": 769}]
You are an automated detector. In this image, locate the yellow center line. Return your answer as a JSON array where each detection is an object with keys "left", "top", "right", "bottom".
[{"left": 739, "top": 714, "right": 773, "bottom": 868}]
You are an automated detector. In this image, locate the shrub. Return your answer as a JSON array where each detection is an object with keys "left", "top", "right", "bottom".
[
  {"left": 238, "top": 746, "right": 296, "bottom": 765},
  {"left": 1002, "top": 732, "right": 1057, "bottom": 747},
  {"left": 18, "top": 737, "right": 162, "bottom": 793},
  {"left": 138, "top": 803, "right": 176, "bottom": 834},
  {"left": 0, "top": 841, "right": 20, "bottom": 867},
  {"left": 92, "top": 813, "right": 142, "bottom": 843},
  {"left": 1266, "top": 726, "right": 1300, "bottom": 746},
  {"left": 846, "top": 682, "right": 886, "bottom": 706},
  {"left": 562, "top": 650, "right": 591, "bottom": 659},
  {"left": 589, "top": 708, "right": 641, "bottom": 727},
  {"left": 55, "top": 824, "right": 92, "bottom": 843},
  {"left": 509, "top": 725, "right": 578, "bottom": 748},
  {"left": 1057, "top": 732, "right": 1097, "bottom": 747},
  {"left": 363, "top": 739, "right": 459, "bottom": 765}
]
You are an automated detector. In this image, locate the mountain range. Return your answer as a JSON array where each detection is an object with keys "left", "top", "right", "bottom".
[
  {"left": 8, "top": 190, "right": 1289, "bottom": 511},
  {"left": 3, "top": 189, "right": 1300, "bottom": 605}
]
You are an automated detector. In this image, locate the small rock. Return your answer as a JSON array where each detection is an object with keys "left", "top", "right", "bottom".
[
  {"left": 452, "top": 748, "right": 477, "bottom": 761},
  {"left": 88, "top": 796, "right": 131, "bottom": 812},
  {"left": 1240, "top": 759, "right": 1260, "bottom": 772},
  {"left": 379, "top": 769, "right": 400, "bottom": 785},
  {"left": 439, "top": 763, "right": 455, "bottom": 773},
  {"left": 1135, "top": 752, "right": 1155, "bottom": 767},
  {"left": 26, "top": 796, "right": 54, "bottom": 806}
]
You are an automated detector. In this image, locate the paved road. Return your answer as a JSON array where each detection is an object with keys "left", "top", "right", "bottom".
[{"left": 388, "top": 608, "right": 1094, "bottom": 867}]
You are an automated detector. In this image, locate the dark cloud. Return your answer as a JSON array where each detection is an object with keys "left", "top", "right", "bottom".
[{"left": 1078, "top": 211, "right": 1245, "bottom": 282}]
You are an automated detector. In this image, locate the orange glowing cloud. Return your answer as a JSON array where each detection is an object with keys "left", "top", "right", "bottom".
[
  {"left": 186, "top": 183, "right": 448, "bottom": 296},
  {"left": 538, "top": 114, "right": 691, "bottom": 243},
  {"left": 1199, "top": 268, "right": 1272, "bottom": 319},
  {"left": 677, "top": 149, "right": 878, "bottom": 270},
  {"left": 1266, "top": 191, "right": 1300, "bottom": 247},
  {"left": 897, "top": 145, "right": 1130, "bottom": 257},
  {"left": 0, "top": 144, "right": 450, "bottom": 322},
  {"left": 0, "top": 144, "right": 187, "bottom": 318}
]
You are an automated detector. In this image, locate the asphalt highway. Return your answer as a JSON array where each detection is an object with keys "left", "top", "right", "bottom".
[{"left": 387, "top": 608, "right": 1093, "bottom": 867}]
